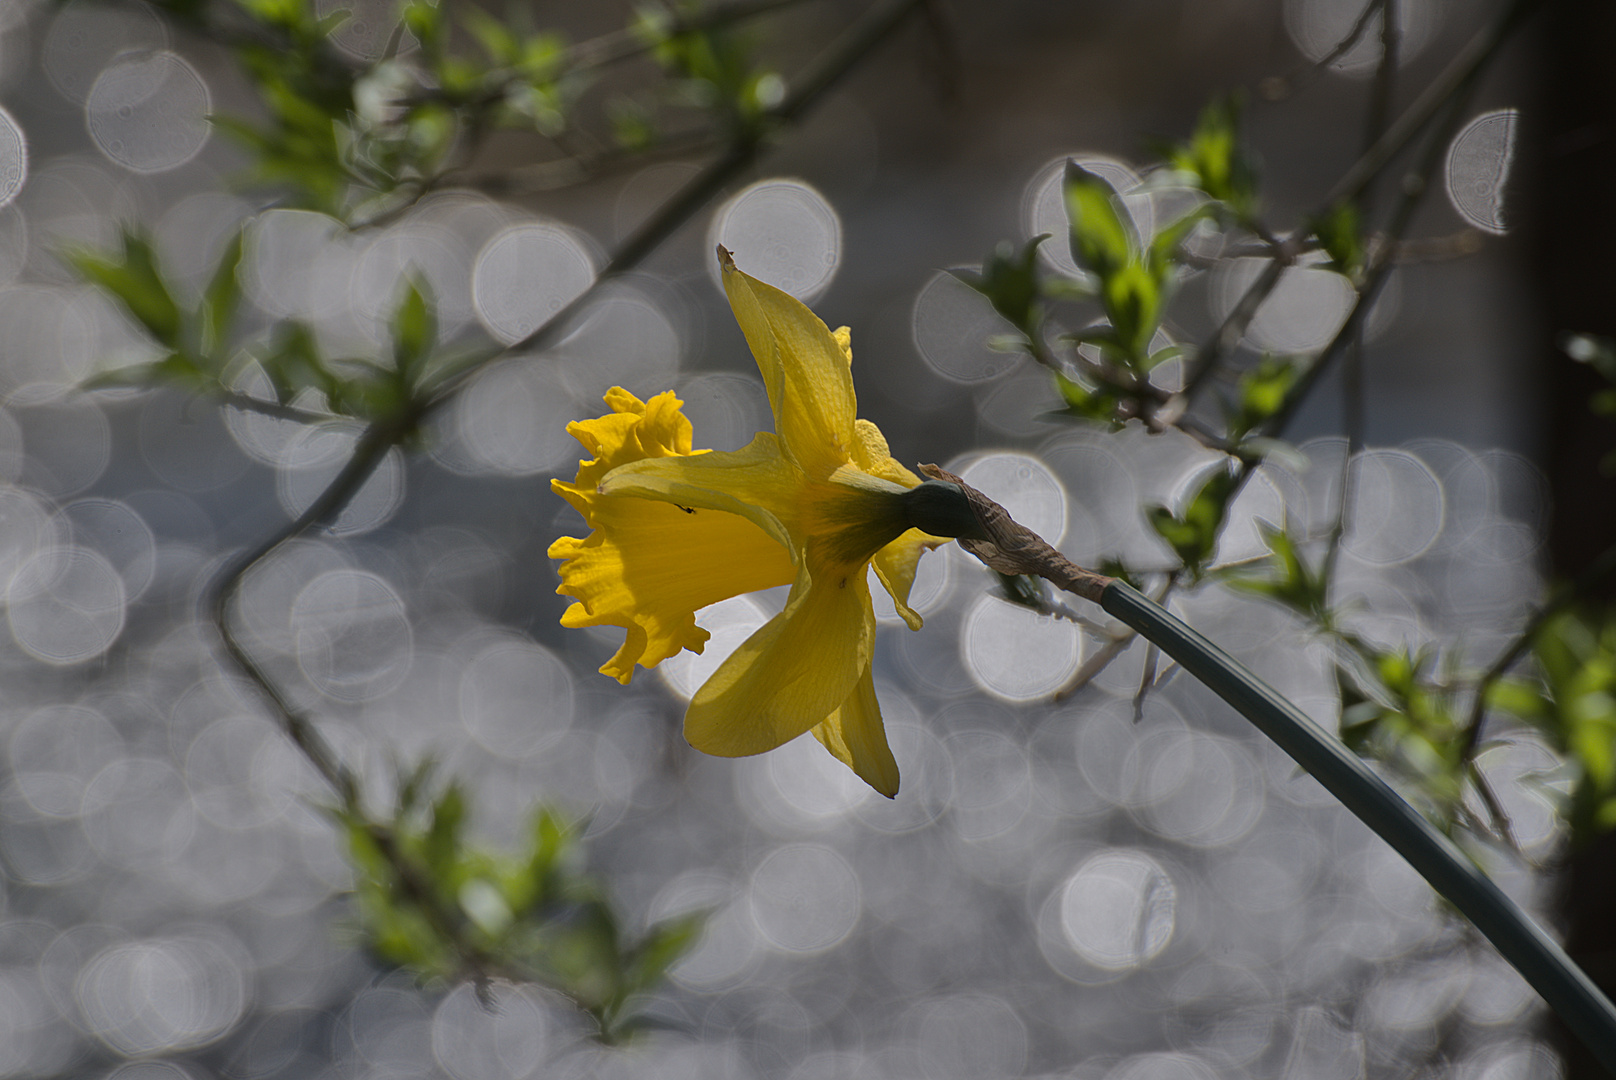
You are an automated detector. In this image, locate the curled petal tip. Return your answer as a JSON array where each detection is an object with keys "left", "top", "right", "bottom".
[{"left": 716, "top": 245, "right": 735, "bottom": 269}]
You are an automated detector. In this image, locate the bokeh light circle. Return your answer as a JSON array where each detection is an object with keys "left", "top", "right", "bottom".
[
  {"left": 944, "top": 729, "right": 1032, "bottom": 842},
  {"left": 910, "top": 994, "right": 1029, "bottom": 1080},
  {"left": 1130, "top": 730, "right": 1263, "bottom": 847},
  {"left": 676, "top": 371, "right": 772, "bottom": 453},
  {"left": 749, "top": 843, "right": 860, "bottom": 954},
  {"left": 1022, "top": 155, "right": 1152, "bottom": 276},
  {"left": 472, "top": 221, "right": 594, "bottom": 344},
  {"left": 0, "top": 286, "right": 96, "bottom": 401},
  {"left": 709, "top": 180, "right": 842, "bottom": 301},
  {"left": 242, "top": 210, "right": 351, "bottom": 320},
  {"left": 755, "top": 731, "right": 874, "bottom": 824},
  {"left": 912, "top": 270, "right": 1020, "bottom": 383},
  {"left": 8, "top": 704, "right": 125, "bottom": 818},
  {"left": 458, "top": 637, "right": 576, "bottom": 759},
  {"left": 58, "top": 498, "right": 156, "bottom": 600},
  {"left": 8, "top": 546, "right": 126, "bottom": 664},
  {"left": 872, "top": 545, "right": 950, "bottom": 625},
  {"left": 652, "top": 871, "right": 759, "bottom": 991},
  {"left": 1341, "top": 449, "right": 1444, "bottom": 565},
  {"left": 1211, "top": 254, "right": 1354, "bottom": 354},
  {"left": 1446, "top": 109, "right": 1518, "bottom": 235},
  {"left": 75, "top": 933, "right": 248, "bottom": 1055},
  {"left": 86, "top": 51, "right": 211, "bottom": 173},
  {"left": 1059, "top": 848, "right": 1177, "bottom": 971},
  {"left": 957, "top": 452, "right": 1067, "bottom": 544},
  {"left": 442, "top": 361, "right": 580, "bottom": 476},
  {"left": 431, "top": 982, "right": 551, "bottom": 1080},
  {"left": 43, "top": 0, "right": 169, "bottom": 104},
  {"left": 292, "top": 570, "right": 413, "bottom": 703},
  {"left": 553, "top": 283, "right": 684, "bottom": 399},
  {"left": 0, "top": 484, "right": 62, "bottom": 586},
  {"left": 660, "top": 595, "right": 770, "bottom": 701},
  {"left": 961, "top": 593, "right": 1082, "bottom": 701},
  {"left": 0, "top": 106, "right": 26, "bottom": 208},
  {"left": 276, "top": 423, "right": 404, "bottom": 535},
  {"left": 1282, "top": 0, "right": 1441, "bottom": 77},
  {"left": 1103, "top": 1052, "right": 1220, "bottom": 1080}
]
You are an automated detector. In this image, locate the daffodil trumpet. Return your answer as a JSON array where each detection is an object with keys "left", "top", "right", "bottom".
[{"left": 549, "top": 247, "right": 979, "bottom": 796}]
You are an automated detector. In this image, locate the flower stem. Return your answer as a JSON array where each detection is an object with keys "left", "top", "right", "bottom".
[{"left": 944, "top": 473, "right": 1616, "bottom": 1071}]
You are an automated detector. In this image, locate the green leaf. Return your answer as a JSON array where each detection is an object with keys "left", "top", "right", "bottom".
[
  {"left": 1145, "top": 205, "right": 1212, "bottom": 278},
  {"left": 1147, "top": 463, "right": 1240, "bottom": 572},
  {"left": 1166, "top": 94, "right": 1258, "bottom": 217},
  {"left": 391, "top": 275, "right": 437, "bottom": 377},
  {"left": 1051, "top": 370, "right": 1126, "bottom": 427},
  {"left": 1312, "top": 200, "right": 1364, "bottom": 279},
  {"left": 67, "top": 230, "right": 184, "bottom": 349},
  {"left": 627, "top": 910, "right": 706, "bottom": 991},
  {"left": 1064, "top": 161, "right": 1135, "bottom": 277},
  {"left": 421, "top": 782, "right": 465, "bottom": 878},
  {"left": 1226, "top": 354, "right": 1304, "bottom": 442},
  {"left": 1225, "top": 520, "right": 1328, "bottom": 620},
  {"left": 201, "top": 228, "right": 246, "bottom": 356},
  {"left": 1103, "top": 261, "right": 1160, "bottom": 359},
  {"left": 951, "top": 236, "right": 1048, "bottom": 337}
]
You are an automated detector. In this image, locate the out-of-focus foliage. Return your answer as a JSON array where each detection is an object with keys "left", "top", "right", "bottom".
[
  {"left": 145, "top": 0, "right": 786, "bottom": 225},
  {"left": 338, "top": 766, "right": 705, "bottom": 1040},
  {"left": 1562, "top": 331, "right": 1616, "bottom": 474},
  {"left": 960, "top": 64, "right": 1616, "bottom": 868},
  {"left": 1492, "top": 611, "right": 1616, "bottom": 845},
  {"left": 59, "top": 0, "right": 826, "bottom": 1036}
]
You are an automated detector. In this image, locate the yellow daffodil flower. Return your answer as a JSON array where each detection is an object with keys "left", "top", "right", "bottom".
[{"left": 549, "top": 247, "right": 961, "bottom": 796}]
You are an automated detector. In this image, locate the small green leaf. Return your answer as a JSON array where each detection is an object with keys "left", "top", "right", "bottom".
[
  {"left": 201, "top": 228, "right": 246, "bottom": 356},
  {"left": 1166, "top": 94, "right": 1259, "bottom": 217},
  {"left": 952, "top": 236, "right": 1048, "bottom": 337},
  {"left": 67, "top": 230, "right": 184, "bottom": 348},
  {"left": 1227, "top": 354, "right": 1304, "bottom": 442},
  {"left": 391, "top": 275, "right": 437, "bottom": 377},
  {"left": 1051, "top": 370, "right": 1126, "bottom": 427},
  {"left": 1312, "top": 200, "right": 1364, "bottom": 279},
  {"left": 1064, "top": 161, "right": 1135, "bottom": 277},
  {"left": 1147, "top": 463, "right": 1240, "bottom": 572}
]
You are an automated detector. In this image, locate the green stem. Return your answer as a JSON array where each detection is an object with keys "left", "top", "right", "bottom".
[{"left": 1099, "top": 580, "right": 1616, "bottom": 1073}]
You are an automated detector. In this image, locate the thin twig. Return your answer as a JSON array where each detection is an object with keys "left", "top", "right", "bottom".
[
  {"left": 1459, "top": 542, "right": 1616, "bottom": 762},
  {"left": 423, "top": 0, "right": 930, "bottom": 412},
  {"left": 1322, "top": 0, "right": 1534, "bottom": 211},
  {"left": 216, "top": 389, "right": 335, "bottom": 426},
  {"left": 1265, "top": 0, "right": 1386, "bottom": 100},
  {"left": 206, "top": 0, "right": 931, "bottom": 1003},
  {"left": 1177, "top": 0, "right": 1532, "bottom": 407}
]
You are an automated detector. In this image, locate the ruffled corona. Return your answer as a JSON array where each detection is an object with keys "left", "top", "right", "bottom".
[{"left": 550, "top": 250, "right": 947, "bottom": 796}]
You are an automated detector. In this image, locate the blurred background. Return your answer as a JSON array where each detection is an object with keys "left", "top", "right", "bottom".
[{"left": 0, "top": 0, "right": 1603, "bottom": 1077}]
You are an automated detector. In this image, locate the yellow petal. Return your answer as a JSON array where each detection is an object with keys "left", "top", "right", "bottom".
[
  {"left": 550, "top": 495, "right": 794, "bottom": 683},
  {"left": 600, "top": 432, "right": 801, "bottom": 553},
  {"left": 684, "top": 562, "right": 874, "bottom": 758},
  {"left": 719, "top": 248, "right": 857, "bottom": 479},
  {"left": 556, "top": 388, "right": 705, "bottom": 526},
  {"left": 850, "top": 417, "right": 921, "bottom": 488},
  {"left": 811, "top": 665, "right": 899, "bottom": 797},
  {"left": 870, "top": 527, "right": 947, "bottom": 632}
]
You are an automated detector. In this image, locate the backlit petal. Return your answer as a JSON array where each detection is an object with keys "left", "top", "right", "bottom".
[
  {"left": 871, "top": 528, "right": 948, "bottom": 631},
  {"left": 549, "top": 499, "right": 793, "bottom": 683},
  {"left": 720, "top": 248, "right": 857, "bottom": 478},
  {"left": 600, "top": 432, "right": 801, "bottom": 552},
  {"left": 811, "top": 665, "right": 899, "bottom": 797},
  {"left": 849, "top": 417, "right": 921, "bottom": 488},
  {"left": 684, "top": 563, "right": 874, "bottom": 758}
]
